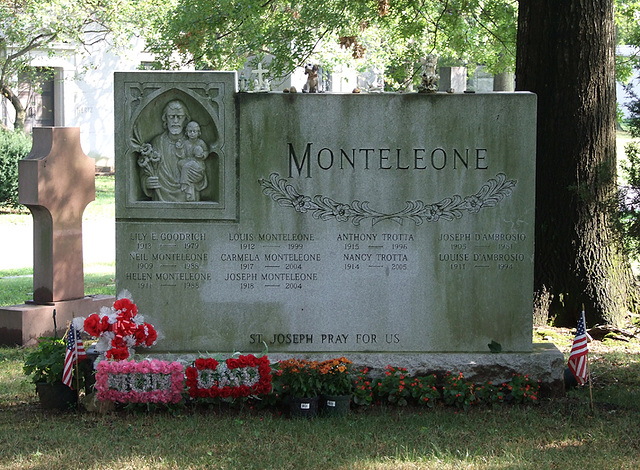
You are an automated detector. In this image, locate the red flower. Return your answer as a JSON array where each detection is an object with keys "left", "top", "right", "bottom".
[
  {"left": 106, "top": 346, "right": 129, "bottom": 360},
  {"left": 84, "top": 313, "right": 103, "bottom": 337},
  {"left": 114, "top": 298, "right": 137, "bottom": 319},
  {"left": 134, "top": 324, "right": 147, "bottom": 346},
  {"left": 144, "top": 323, "right": 158, "bottom": 346}
]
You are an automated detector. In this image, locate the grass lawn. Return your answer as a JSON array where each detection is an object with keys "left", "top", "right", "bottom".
[{"left": 1, "top": 336, "right": 640, "bottom": 469}]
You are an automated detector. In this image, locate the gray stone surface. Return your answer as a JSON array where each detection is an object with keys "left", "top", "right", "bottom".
[
  {"left": 438, "top": 67, "right": 467, "bottom": 92},
  {"left": 116, "top": 75, "right": 537, "bottom": 358},
  {"left": 114, "top": 71, "right": 237, "bottom": 221}
]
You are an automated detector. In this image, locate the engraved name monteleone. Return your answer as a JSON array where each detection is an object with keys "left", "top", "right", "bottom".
[
  {"left": 228, "top": 233, "right": 316, "bottom": 242},
  {"left": 287, "top": 143, "right": 488, "bottom": 178}
]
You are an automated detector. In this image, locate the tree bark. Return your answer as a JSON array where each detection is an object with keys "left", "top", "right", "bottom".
[
  {"left": 516, "top": 0, "right": 637, "bottom": 326},
  {"left": 1, "top": 84, "right": 26, "bottom": 131}
]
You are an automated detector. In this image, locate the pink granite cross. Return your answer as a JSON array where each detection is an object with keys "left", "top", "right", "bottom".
[{"left": 18, "top": 127, "right": 95, "bottom": 304}]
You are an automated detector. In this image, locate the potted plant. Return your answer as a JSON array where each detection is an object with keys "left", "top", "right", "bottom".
[
  {"left": 318, "top": 357, "right": 353, "bottom": 416},
  {"left": 276, "top": 358, "right": 322, "bottom": 418},
  {"left": 23, "top": 337, "right": 79, "bottom": 410}
]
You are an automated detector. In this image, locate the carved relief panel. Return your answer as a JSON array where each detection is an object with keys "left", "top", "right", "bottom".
[{"left": 115, "top": 72, "right": 237, "bottom": 220}]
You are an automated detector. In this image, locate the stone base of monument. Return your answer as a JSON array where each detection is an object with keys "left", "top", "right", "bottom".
[
  {"left": 147, "top": 343, "right": 565, "bottom": 398},
  {"left": 0, "top": 295, "right": 115, "bottom": 346}
]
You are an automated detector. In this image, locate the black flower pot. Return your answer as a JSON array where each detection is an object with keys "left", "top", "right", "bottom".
[
  {"left": 36, "top": 382, "right": 77, "bottom": 410},
  {"left": 322, "top": 394, "right": 351, "bottom": 416},
  {"left": 289, "top": 396, "right": 319, "bottom": 418}
]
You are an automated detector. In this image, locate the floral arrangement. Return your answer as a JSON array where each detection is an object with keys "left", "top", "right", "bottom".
[
  {"left": 318, "top": 357, "right": 353, "bottom": 396},
  {"left": 442, "top": 371, "right": 476, "bottom": 410},
  {"left": 409, "top": 374, "right": 440, "bottom": 407},
  {"left": 95, "top": 359, "right": 184, "bottom": 404},
  {"left": 352, "top": 367, "right": 375, "bottom": 406},
  {"left": 375, "top": 365, "right": 412, "bottom": 406},
  {"left": 83, "top": 294, "right": 158, "bottom": 361},
  {"left": 185, "top": 354, "right": 272, "bottom": 399},
  {"left": 506, "top": 373, "right": 540, "bottom": 404},
  {"left": 474, "top": 381, "right": 506, "bottom": 405},
  {"left": 276, "top": 358, "right": 322, "bottom": 398}
]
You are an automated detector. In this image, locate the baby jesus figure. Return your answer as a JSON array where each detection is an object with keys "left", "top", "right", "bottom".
[{"left": 177, "top": 121, "right": 208, "bottom": 201}]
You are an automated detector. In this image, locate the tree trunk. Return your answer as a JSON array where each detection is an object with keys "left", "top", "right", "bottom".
[
  {"left": 1, "top": 84, "right": 26, "bottom": 131},
  {"left": 516, "top": 0, "right": 637, "bottom": 326}
]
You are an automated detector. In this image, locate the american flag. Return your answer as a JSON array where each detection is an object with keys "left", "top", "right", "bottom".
[
  {"left": 568, "top": 311, "right": 589, "bottom": 385},
  {"left": 62, "top": 323, "right": 87, "bottom": 389}
]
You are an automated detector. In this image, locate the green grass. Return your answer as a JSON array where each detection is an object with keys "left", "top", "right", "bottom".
[
  {"left": 2, "top": 339, "right": 640, "bottom": 469},
  {"left": 0, "top": 271, "right": 115, "bottom": 306},
  {"left": 86, "top": 175, "right": 116, "bottom": 221}
]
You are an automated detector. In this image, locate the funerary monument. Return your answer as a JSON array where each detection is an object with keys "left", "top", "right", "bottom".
[
  {"left": 0, "top": 128, "right": 114, "bottom": 345},
  {"left": 115, "top": 71, "right": 562, "bottom": 391}
]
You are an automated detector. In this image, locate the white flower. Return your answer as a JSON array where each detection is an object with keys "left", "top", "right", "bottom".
[
  {"left": 71, "top": 317, "right": 85, "bottom": 331},
  {"left": 106, "top": 311, "right": 119, "bottom": 324},
  {"left": 117, "top": 289, "right": 133, "bottom": 301},
  {"left": 95, "top": 333, "right": 114, "bottom": 352}
]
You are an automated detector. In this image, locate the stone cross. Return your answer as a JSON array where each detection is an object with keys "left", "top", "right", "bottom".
[
  {"left": 18, "top": 127, "right": 95, "bottom": 304},
  {"left": 251, "top": 63, "right": 269, "bottom": 90}
]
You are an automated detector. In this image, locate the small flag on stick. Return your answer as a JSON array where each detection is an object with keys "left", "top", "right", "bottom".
[
  {"left": 62, "top": 323, "right": 86, "bottom": 389},
  {"left": 568, "top": 310, "right": 589, "bottom": 385}
]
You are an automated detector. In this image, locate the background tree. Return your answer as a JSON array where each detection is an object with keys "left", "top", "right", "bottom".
[
  {"left": 149, "top": 0, "right": 517, "bottom": 89},
  {"left": 149, "top": 0, "right": 638, "bottom": 325},
  {"left": 615, "top": 0, "right": 640, "bottom": 83},
  {"left": 0, "top": 0, "right": 167, "bottom": 131},
  {"left": 517, "top": 0, "right": 636, "bottom": 326}
]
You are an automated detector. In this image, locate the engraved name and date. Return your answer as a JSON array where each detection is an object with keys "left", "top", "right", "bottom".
[{"left": 125, "top": 229, "right": 527, "bottom": 292}]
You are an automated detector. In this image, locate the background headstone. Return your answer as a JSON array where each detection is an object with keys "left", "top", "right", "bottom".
[
  {"left": 438, "top": 67, "right": 467, "bottom": 92},
  {"left": 493, "top": 72, "right": 516, "bottom": 92},
  {"left": 0, "top": 127, "right": 115, "bottom": 345},
  {"left": 18, "top": 127, "right": 95, "bottom": 303}
]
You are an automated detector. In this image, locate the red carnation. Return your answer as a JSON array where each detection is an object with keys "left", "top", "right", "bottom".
[
  {"left": 113, "top": 298, "right": 137, "bottom": 319},
  {"left": 144, "top": 323, "right": 158, "bottom": 346},
  {"left": 106, "top": 346, "right": 129, "bottom": 360},
  {"left": 83, "top": 313, "right": 103, "bottom": 337},
  {"left": 99, "top": 316, "right": 111, "bottom": 332},
  {"left": 134, "top": 324, "right": 147, "bottom": 346}
]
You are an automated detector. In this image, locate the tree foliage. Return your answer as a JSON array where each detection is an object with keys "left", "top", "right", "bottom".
[
  {"left": 0, "top": 129, "right": 31, "bottom": 208},
  {"left": 615, "top": 1, "right": 640, "bottom": 82},
  {"left": 149, "top": 0, "right": 517, "bottom": 89},
  {"left": 0, "top": 0, "right": 168, "bottom": 130}
]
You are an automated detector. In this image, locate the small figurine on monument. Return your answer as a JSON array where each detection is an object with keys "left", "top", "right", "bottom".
[
  {"left": 303, "top": 64, "right": 319, "bottom": 93},
  {"left": 418, "top": 55, "right": 439, "bottom": 93}
]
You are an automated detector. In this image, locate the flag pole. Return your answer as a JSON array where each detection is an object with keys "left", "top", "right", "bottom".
[
  {"left": 74, "top": 324, "right": 81, "bottom": 394},
  {"left": 582, "top": 306, "right": 594, "bottom": 415}
]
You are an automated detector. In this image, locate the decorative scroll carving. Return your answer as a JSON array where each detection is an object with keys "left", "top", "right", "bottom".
[{"left": 259, "top": 173, "right": 517, "bottom": 226}]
